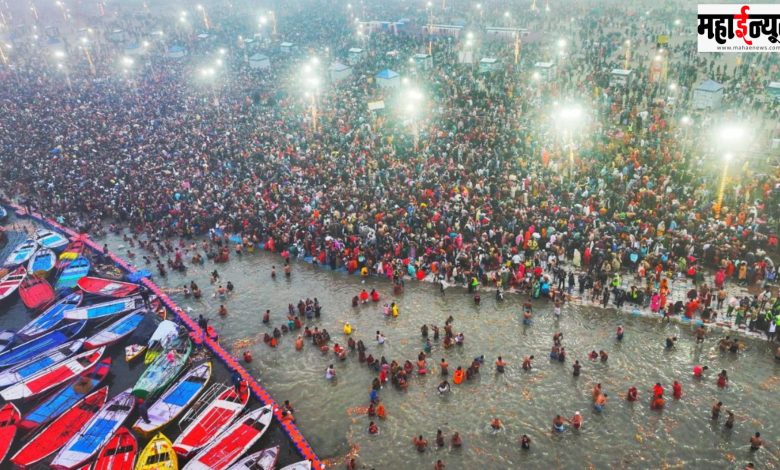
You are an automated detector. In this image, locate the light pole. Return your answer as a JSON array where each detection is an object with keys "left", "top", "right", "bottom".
[
  {"left": 401, "top": 85, "right": 425, "bottom": 150},
  {"left": 427, "top": 2, "right": 433, "bottom": 56},
  {"left": 0, "top": 42, "right": 9, "bottom": 66},
  {"left": 81, "top": 37, "right": 95, "bottom": 75},
  {"left": 301, "top": 57, "right": 321, "bottom": 133},
  {"left": 713, "top": 124, "right": 747, "bottom": 219},
  {"left": 196, "top": 5, "right": 210, "bottom": 30},
  {"left": 624, "top": 39, "right": 630, "bottom": 70},
  {"left": 555, "top": 104, "right": 584, "bottom": 181}
]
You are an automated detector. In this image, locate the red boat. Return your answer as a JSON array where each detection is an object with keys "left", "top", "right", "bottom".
[
  {"left": 18, "top": 274, "right": 55, "bottom": 310},
  {"left": 77, "top": 276, "right": 140, "bottom": 298},
  {"left": 172, "top": 386, "right": 249, "bottom": 457},
  {"left": 11, "top": 386, "right": 109, "bottom": 468},
  {"left": 93, "top": 427, "right": 137, "bottom": 470},
  {"left": 0, "top": 403, "right": 20, "bottom": 465}
]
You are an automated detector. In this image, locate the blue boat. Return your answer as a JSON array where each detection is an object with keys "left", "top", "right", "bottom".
[
  {"left": 18, "top": 291, "right": 83, "bottom": 339},
  {"left": 34, "top": 228, "right": 68, "bottom": 251},
  {"left": 0, "top": 321, "right": 85, "bottom": 368},
  {"left": 4, "top": 239, "right": 37, "bottom": 267},
  {"left": 0, "top": 330, "right": 15, "bottom": 353},
  {"left": 19, "top": 358, "right": 111, "bottom": 431},
  {"left": 51, "top": 388, "right": 135, "bottom": 469},
  {"left": 55, "top": 256, "right": 91, "bottom": 292},
  {"left": 0, "top": 205, "right": 7, "bottom": 222},
  {"left": 27, "top": 248, "right": 57, "bottom": 276},
  {"left": 84, "top": 309, "right": 146, "bottom": 348},
  {"left": 0, "top": 338, "right": 84, "bottom": 388},
  {"left": 64, "top": 295, "right": 146, "bottom": 321}
]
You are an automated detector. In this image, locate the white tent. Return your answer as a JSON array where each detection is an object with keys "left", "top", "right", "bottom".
[
  {"left": 534, "top": 62, "right": 557, "bottom": 80},
  {"left": 375, "top": 69, "right": 400, "bottom": 89},
  {"left": 692, "top": 79, "right": 724, "bottom": 110},
  {"left": 165, "top": 45, "right": 186, "bottom": 58},
  {"left": 478, "top": 57, "right": 500, "bottom": 73},
  {"left": 610, "top": 68, "right": 632, "bottom": 87},
  {"left": 412, "top": 53, "right": 432, "bottom": 70},
  {"left": 329, "top": 62, "right": 352, "bottom": 82},
  {"left": 280, "top": 42, "right": 295, "bottom": 54},
  {"left": 347, "top": 47, "right": 365, "bottom": 65},
  {"left": 249, "top": 53, "right": 271, "bottom": 70},
  {"left": 124, "top": 42, "right": 145, "bottom": 56}
]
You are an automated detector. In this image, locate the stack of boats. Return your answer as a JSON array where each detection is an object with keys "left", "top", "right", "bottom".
[{"left": 0, "top": 224, "right": 309, "bottom": 470}]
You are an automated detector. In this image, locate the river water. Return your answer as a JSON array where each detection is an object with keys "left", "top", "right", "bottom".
[{"left": 107, "top": 234, "right": 780, "bottom": 470}]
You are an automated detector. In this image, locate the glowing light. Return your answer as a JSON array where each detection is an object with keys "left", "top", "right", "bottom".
[
  {"left": 681, "top": 116, "right": 692, "bottom": 126},
  {"left": 121, "top": 56, "right": 134, "bottom": 67},
  {"left": 53, "top": 50, "right": 65, "bottom": 58},
  {"left": 557, "top": 38, "right": 566, "bottom": 48}
]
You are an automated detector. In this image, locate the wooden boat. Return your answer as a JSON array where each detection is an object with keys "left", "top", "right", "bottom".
[
  {"left": 125, "top": 344, "right": 146, "bottom": 362},
  {"left": 93, "top": 427, "right": 138, "bottom": 470},
  {"left": 0, "top": 338, "right": 84, "bottom": 388},
  {"left": 0, "top": 321, "right": 85, "bottom": 368},
  {"left": 65, "top": 295, "right": 147, "bottom": 321},
  {"left": 27, "top": 248, "right": 56, "bottom": 276},
  {"left": 57, "top": 240, "right": 86, "bottom": 269},
  {"left": 55, "top": 256, "right": 91, "bottom": 291},
  {"left": 133, "top": 362, "right": 211, "bottom": 437},
  {"left": 136, "top": 433, "right": 178, "bottom": 470},
  {"left": 172, "top": 385, "right": 249, "bottom": 457},
  {"left": 85, "top": 309, "right": 146, "bottom": 349},
  {"left": 279, "top": 461, "right": 312, "bottom": 470},
  {"left": 0, "top": 347, "right": 104, "bottom": 401},
  {"left": 11, "top": 387, "right": 109, "bottom": 468},
  {"left": 4, "top": 239, "right": 37, "bottom": 267},
  {"left": 227, "top": 446, "right": 279, "bottom": 470},
  {"left": 51, "top": 389, "right": 135, "bottom": 469},
  {"left": 0, "top": 403, "right": 20, "bottom": 466},
  {"left": 19, "top": 274, "right": 56, "bottom": 310},
  {"left": 0, "top": 329, "right": 15, "bottom": 353},
  {"left": 34, "top": 228, "right": 69, "bottom": 251},
  {"left": 0, "top": 266, "right": 26, "bottom": 301},
  {"left": 17, "top": 291, "right": 83, "bottom": 339},
  {"left": 144, "top": 320, "right": 180, "bottom": 364},
  {"left": 183, "top": 406, "right": 274, "bottom": 470},
  {"left": 19, "top": 358, "right": 111, "bottom": 431},
  {"left": 78, "top": 276, "right": 140, "bottom": 298},
  {"left": 132, "top": 337, "right": 192, "bottom": 399}
]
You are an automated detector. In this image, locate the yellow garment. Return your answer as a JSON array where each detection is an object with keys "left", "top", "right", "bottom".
[{"left": 392, "top": 305, "right": 399, "bottom": 317}]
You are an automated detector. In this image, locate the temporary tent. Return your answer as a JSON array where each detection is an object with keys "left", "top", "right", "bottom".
[
  {"left": 347, "top": 47, "right": 365, "bottom": 65},
  {"left": 165, "top": 45, "right": 186, "bottom": 58},
  {"left": 692, "top": 79, "right": 724, "bottom": 109},
  {"left": 124, "top": 42, "right": 144, "bottom": 56},
  {"left": 280, "top": 42, "right": 295, "bottom": 54},
  {"left": 249, "top": 53, "right": 271, "bottom": 70},
  {"left": 375, "top": 69, "right": 400, "bottom": 89},
  {"left": 534, "top": 62, "right": 557, "bottom": 80},
  {"left": 610, "top": 68, "right": 632, "bottom": 87},
  {"left": 329, "top": 62, "right": 352, "bottom": 82},
  {"left": 767, "top": 81, "right": 780, "bottom": 101},
  {"left": 413, "top": 53, "right": 433, "bottom": 70},
  {"left": 478, "top": 57, "right": 500, "bottom": 73}
]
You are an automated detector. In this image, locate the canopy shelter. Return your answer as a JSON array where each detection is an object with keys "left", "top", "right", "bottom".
[
  {"left": 165, "top": 45, "right": 186, "bottom": 58},
  {"left": 347, "top": 47, "right": 365, "bottom": 65},
  {"left": 249, "top": 53, "right": 271, "bottom": 70},
  {"left": 329, "top": 62, "right": 352, "bottom": 82},
  {"left": 375, "top": 69, "right": 400, "bottom": 89},
  {"left": 692, "top": 79, "right": 724, "bottom": 110}
]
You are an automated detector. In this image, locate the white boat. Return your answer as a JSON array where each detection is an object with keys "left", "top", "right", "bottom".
[
  {"left": 132, "top": 362, "right": 212, "bottom": 436},
  {"left": 64, "top": 295, "right": 146, "bottom": 321},
  {"left": 50, "top": 389, "right": 135, "bottom": 469},
  {"left": 0, "top": 338, "right": 84, "bottom": 388},
  {"left": 0, "top": 347, "right": 104, "bottom": 401},
  {"left": 34, "top": 228, "right": 69, "bottom": 251},
  {"left": 227, "top": 446, "right": 279, "bottom": 470},
  {"left": 0, "top": 266, "right": 26, "bottom": 302},
  {"left": 4, "top": 239, "right": 37, "bottom": 266},
  {"left": 84, "top": 309, "right": 146, "bottom": 348}
]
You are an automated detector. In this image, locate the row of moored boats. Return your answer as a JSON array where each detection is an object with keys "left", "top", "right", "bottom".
[{"left": 0, "top": 219, "right": 312, "bottom": 469}]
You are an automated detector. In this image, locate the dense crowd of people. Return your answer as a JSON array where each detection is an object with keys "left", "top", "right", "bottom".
[{"left": 2, "top": 0, "right": 780, "bottom": 468}]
